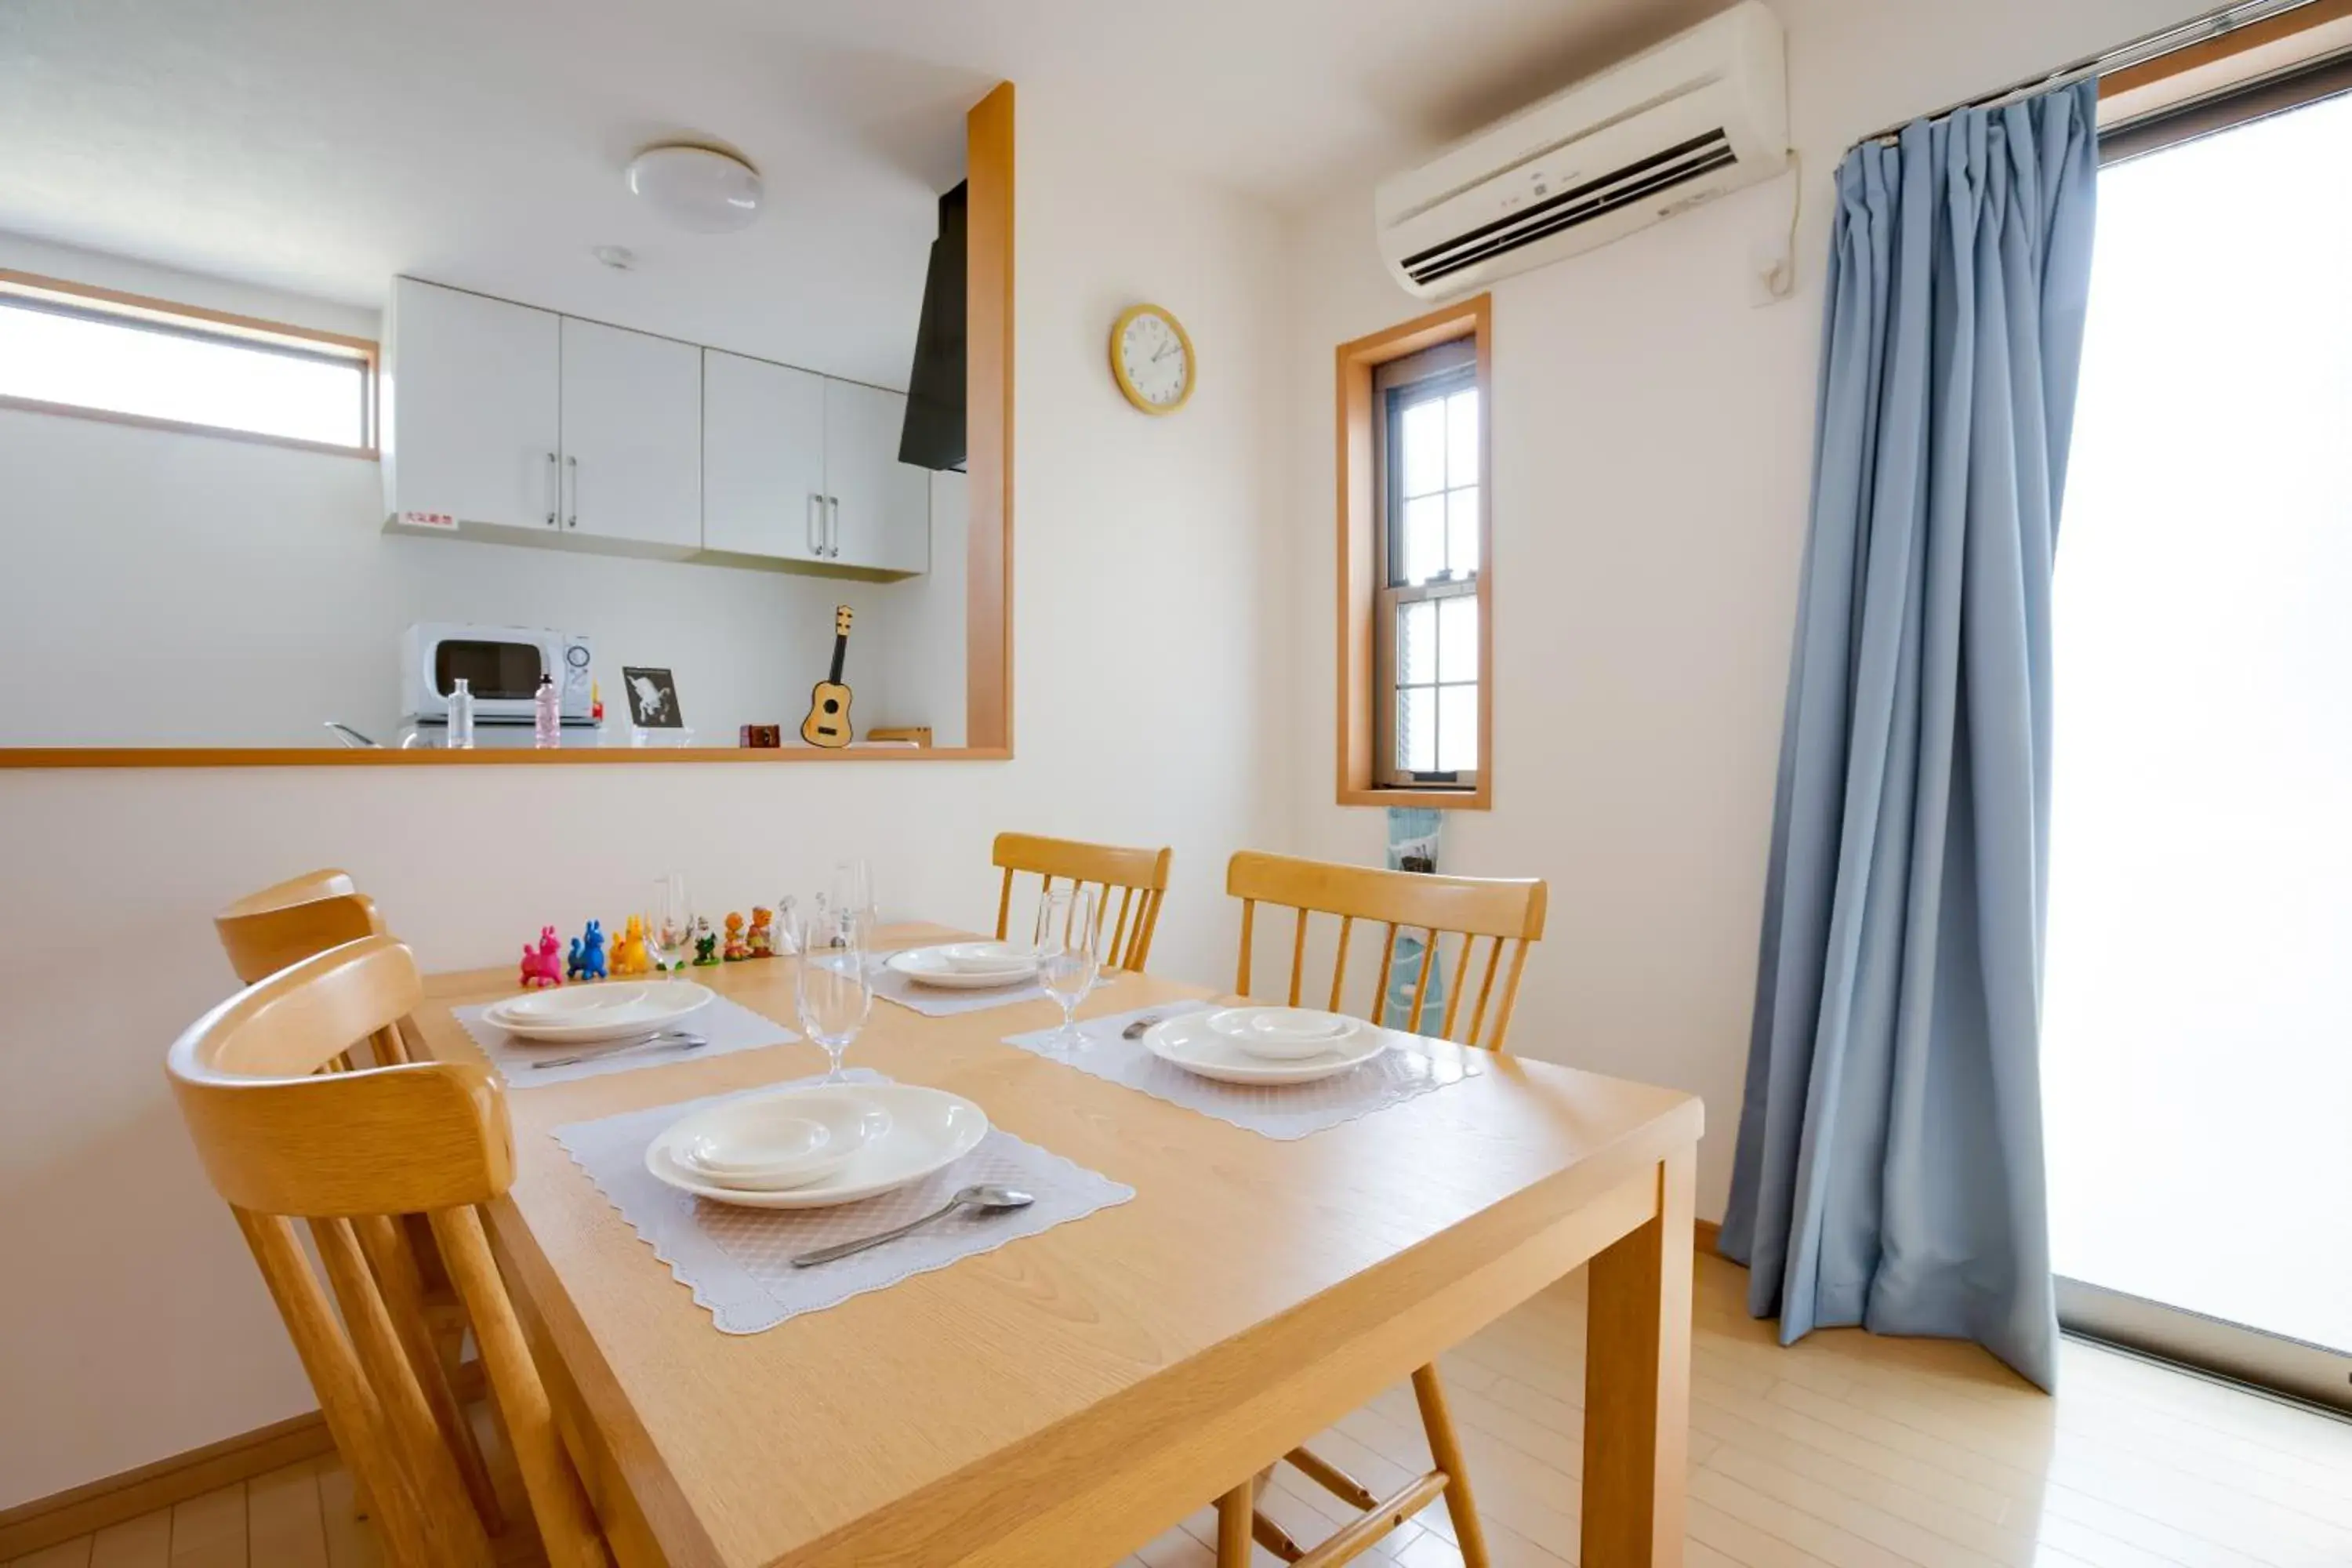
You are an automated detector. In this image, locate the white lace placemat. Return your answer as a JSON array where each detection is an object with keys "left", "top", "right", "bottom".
[
  {"left": 865, "top": 953, "right": 1107, "bottom": 1018},
  {"left": 553, "top": 1069, "right": 1134, "bottom": 1334},
  {"left": 1001, "top": 1002, "right": 1482, "bottom": 1140},
  {"left": 453, "top": 991, "right": 799, "bottom": 1088}
]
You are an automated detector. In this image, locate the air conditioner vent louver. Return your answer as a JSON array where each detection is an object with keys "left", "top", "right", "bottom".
[
  {"left": 1403, "top": 130, "right": 1737, "bottom": 285},
  {"left": 1375, "top": 1, "right": 1788, "bottom": 298}
]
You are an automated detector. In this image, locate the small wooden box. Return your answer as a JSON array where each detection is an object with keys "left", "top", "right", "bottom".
[{"left": 739, "top": 724, "right": 782, "bottom": 749}]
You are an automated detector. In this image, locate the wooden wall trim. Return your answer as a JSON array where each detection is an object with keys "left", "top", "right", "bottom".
[
  {"left": 0, "top": 1411, "right": 335, "bottom": 1560},
  {"left": 2100, "top": 0, "right": 2352, "bottom": 99},
  {"left": 965, "top": 82, "right": 1016, "bottom": 755},
  {"left": 1334, "top": 295, "right": 1494, "bottom": 811}
]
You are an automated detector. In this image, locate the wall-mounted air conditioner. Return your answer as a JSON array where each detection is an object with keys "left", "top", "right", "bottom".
[{"left": 1376, "top": 1, "right": 1789, "bottom": 298}]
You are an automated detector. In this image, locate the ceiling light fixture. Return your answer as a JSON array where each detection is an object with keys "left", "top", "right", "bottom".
[
  {"left": 593, "top": 245, "right": 637, "bottom": 270},
  {"left": 626, "top": 143, "right": 763, "bottom": 234}
]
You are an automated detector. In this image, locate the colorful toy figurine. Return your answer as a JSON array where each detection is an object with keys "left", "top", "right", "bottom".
[
  {"left": 691, "top": 916, "right": 720, "bottom": 967},
  {"left": 567, "top": 920, "right": 607, "bottom": 982},
  {"left": 518, "top": 926, "right": 564, "bottom": 989},
  {"left": 609, "top": 914, "right": 652, "bottom": 976},
  {"left": 722, "top": 911, "right": 750, "bottom": 961},
  {"left": 746, "top": 906, "right": 775, "bottom": 958}
]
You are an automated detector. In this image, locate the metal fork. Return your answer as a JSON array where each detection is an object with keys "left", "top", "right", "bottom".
[{"left": 529, "top": 1031, "right": 709, "bottom": 1070}]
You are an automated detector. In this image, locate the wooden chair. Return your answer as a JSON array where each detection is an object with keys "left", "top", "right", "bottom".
[
  {"left": 167, "top": 935, "right": 608, "bottom": 1568},
  {"left": 991, "top": 831, "right": 1174, "bottom": 972},
  {"left": 212, "top": 875, "right": 492, "bottom": 1535},
  {"left": 1215, "top": 850, "right": 1549, "bottom": 1568}
]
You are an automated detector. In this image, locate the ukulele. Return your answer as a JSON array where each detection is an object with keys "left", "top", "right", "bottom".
[{"left": 799, "top": 605, "right": 855, "bottom": 748}]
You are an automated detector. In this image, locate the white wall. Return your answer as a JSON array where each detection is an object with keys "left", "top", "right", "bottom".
[
  {"left": 0, "top": 235, "right": 953, "bottom": 747},
  {"left": 1276, "top": 0, "right": 2209, "bottom": 1222},
  {"left": 0, "top": 86, "right": 1287, "bottom": 1507}
]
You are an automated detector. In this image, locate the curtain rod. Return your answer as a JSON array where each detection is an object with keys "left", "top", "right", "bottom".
[{"left": 1852, "top": 0, "right": 2319, "bottom": 147}]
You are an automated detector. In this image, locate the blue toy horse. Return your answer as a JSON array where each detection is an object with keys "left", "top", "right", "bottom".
[{"left": 568, "top": 919, "right": 608, "bottom": 982}]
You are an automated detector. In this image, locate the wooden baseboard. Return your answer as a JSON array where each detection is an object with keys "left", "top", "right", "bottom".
[
  {"left": 1696, "top": 1218, "right": 1722, "bottom": 1256},
  {"left": 0, "top": 1410, "right": 335, "bottom": 1559}
]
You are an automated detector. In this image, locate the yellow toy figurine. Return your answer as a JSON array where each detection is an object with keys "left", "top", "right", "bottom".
[
  {"left": 721, "top": 911, "right": 750, "bottom": 962},
  {"left": 609, "top": 913, "right": 652, "bottom": 976},
  {"left": 746, "top": 906, "right": 775, "bottom": 958}
]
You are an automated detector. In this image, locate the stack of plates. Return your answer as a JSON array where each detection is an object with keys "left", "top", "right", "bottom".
[
  {"left": 885, "top": 941, "right": 1040, "bottom": 990},
  {"left": 644, "top": 1083, "right": 989, "bottom": 1209},
  {"left": 484, "top": 981, "right": 713, "bottom": 1043},
  {"left": 1141, "top": 1007, "right": 1387, "bottom": 1085}
]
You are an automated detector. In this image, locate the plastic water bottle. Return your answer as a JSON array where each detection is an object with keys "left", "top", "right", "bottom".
[
  {"left": 448, "top": 677, "right": 476, "bottom": 750},
  {"left": 534, "top": 672, "right": 561, "bottom": 749}
]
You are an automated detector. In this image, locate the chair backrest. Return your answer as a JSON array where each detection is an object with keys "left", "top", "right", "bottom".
[
  {"left": 167, "top": 936, "right": 607, "bottom": 1568},
  {"left": 1225, "top": 850, "right": 1546, "bottom": 1050},
  {"left": 215, "top": 869, "right": 383, "bottom": 983},
  {"left": 993, "top": 831, "right": 1174, "bottom": 972},
  {"left": 215, "top": 870, "right": 404, "bottom": 1065}
]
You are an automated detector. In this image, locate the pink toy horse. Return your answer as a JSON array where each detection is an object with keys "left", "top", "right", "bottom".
[{"left": 519, "top": 925, "right": 564, "bottom": 989}]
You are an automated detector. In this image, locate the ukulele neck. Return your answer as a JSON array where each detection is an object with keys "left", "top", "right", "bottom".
[{"left": 827, "top": 633, "right": 848, "bottom": 685}]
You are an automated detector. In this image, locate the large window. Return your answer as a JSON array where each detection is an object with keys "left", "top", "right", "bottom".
[
  {"left": 0, "top": 270, "right": 376, "bottom": 455},
  {"left": 1335, "top": 296, "right": 1491, "bottom": 808}
]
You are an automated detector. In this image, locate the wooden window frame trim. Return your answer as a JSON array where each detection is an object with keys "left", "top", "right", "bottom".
[
  {"left": 1336, "top": 294, "right": 1492, "bottom": 811},
  {"left": 0, "top": 266, "right": 382, "bottom": 459}
]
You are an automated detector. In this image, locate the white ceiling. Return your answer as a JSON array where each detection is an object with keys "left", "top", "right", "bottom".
[{"left": 0, "top": 0, "right": 1720, "bottom": 387}]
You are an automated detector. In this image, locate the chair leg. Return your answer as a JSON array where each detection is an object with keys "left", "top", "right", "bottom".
[
  {"left": 1411, "top": 1364, "right": 1491, "bottom": 1568},
  {"left": 1217, "top": 1475, "right": 1256, "bottom": 1566}
]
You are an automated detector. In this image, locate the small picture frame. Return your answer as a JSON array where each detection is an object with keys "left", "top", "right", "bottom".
[{"left": 620, "top": 666, "right": 684, "bottom": 729}]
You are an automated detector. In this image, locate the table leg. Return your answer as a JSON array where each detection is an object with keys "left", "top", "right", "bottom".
[
  {"left": 1215, "top": 1475, "right": 1255, "bottom": 1567},
  {"left": 1580, "top": 1146, "right": 1694, "bottom": 1567}
]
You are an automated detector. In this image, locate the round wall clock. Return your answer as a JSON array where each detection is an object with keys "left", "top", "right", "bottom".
[{"left": 1109, "top": 303, "right": 1195, "bottom": 415}]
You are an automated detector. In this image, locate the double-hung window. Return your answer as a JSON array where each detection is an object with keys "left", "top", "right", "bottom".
[{"left": 1336, "top": 295, "right": 1490, "bottom": 807}]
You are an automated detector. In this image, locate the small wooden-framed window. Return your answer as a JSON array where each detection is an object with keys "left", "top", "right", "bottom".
[
  {"left": 0, "top": 268, "right": 378, "bottom": 457},
  {"left": 1336, "top": 294, "right": 1490, "bottom": 809}
]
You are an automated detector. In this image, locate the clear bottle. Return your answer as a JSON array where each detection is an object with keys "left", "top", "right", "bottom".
[
  {"left": 534, "top": 672, "right": 561, "bottom": 748},
  {"left": 448, "top": 677, "right": 476, "bottom": 750}
]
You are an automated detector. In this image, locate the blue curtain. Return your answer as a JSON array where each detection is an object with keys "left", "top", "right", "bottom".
[{"left": 1719, "top": 82, "right": 2099, "bottom": 1391}]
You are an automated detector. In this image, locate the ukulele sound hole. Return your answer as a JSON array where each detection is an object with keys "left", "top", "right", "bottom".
[{"left": 823, "top": 698, "right": 839, "bottom": 714}]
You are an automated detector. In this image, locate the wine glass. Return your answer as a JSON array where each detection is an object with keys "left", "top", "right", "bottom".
[
  {"left": 1033, "top": 885, "right": 1102, "bottom": 1053},
  {"left": 649, "top": 873, "right": 692, "bottom": 978},
  {"left": 829, "top": 858, "right": 877, "bottom": 927},
  {"left": 796, "top": 905, "right": 873, "bottom": 1081}
]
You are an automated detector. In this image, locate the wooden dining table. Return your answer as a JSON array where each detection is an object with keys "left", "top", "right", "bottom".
[{"left": 405, "top": 924, "right": 1703, "bottom": 1568}]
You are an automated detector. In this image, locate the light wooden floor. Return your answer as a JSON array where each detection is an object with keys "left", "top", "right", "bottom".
[{"left": 16, "top": 1253, "right": 2352, "bottom": 1567}]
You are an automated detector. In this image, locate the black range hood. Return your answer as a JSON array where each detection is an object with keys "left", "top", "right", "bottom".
[{"left": 898, "top": 182, "right": 967, "bottom": 471}]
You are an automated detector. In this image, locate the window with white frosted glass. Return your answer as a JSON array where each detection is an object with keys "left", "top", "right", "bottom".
[
  {"left": 1373, "top": 338, "right": 1479, "bottom": 787},
  {"left": 0, "top": 281, "right": 374, "bottom": 452}
]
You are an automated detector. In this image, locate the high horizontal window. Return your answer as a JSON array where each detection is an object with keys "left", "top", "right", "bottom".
[{"left": 0, "top": 271, "right": 376, "bottom": 454}]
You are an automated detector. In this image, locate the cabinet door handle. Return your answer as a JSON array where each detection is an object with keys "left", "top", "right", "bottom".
[
  {"left": 545, "top": 452, "right": 559, "bottom": 527},
  {"left": 827, "top": 495, "right": 841, "bottom": 557},
  {"left": 565, "top": 456, "right": 579, "bottom": 529},
  {"left": 808, "top": 493, "right": 825, "bottom": 554}
]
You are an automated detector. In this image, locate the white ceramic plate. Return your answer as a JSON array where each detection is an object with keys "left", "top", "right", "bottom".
[
  {"left": 1204, "top": 1007, "right": 1360, "bottom": 1060},
  {"left": 644, "top": 1083, "right": 989, "bottom": 1209},
  {"left": 1141, "top": 1012, "right": 1388, "bottom": 1085},
  {"left": 673, "top": 1088, "right": 892, "bottom": 1190},
  {"left": 886, "top": 946, "right": 1039, "bottom": 990},
  {"left": 938, "top": 941, "right": 1040, "bottom": 972},
  {"left": 483, "top": 980, "right": 714, "bottom": 1043}
]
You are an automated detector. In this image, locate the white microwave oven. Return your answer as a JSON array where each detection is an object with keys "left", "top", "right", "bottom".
[{"left": 401, "top": 622, "right": 594, "bottom": 725}]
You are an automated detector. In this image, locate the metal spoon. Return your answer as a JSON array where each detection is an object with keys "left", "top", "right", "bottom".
[
  {"left": 529, "top": 1031, "right": 708, "bottom": 1070},
  {"left": 789, "top": 1184, "right": 1035, "bottom": 1268}
]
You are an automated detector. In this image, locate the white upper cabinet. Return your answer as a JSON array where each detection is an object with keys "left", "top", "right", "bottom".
[
  {"left": 558, "top": 318, "right": 702, "bottom": 550},
  {"left": 822, "top": 379, "right": 930, "bottom": 575},
  {"left": 384, "top": 278, "right": 561, "bottom": 531},
  {"left": 702, "top": 350, "right": 828, "bottom": 562},
  {"left": 386, "top": 277, "right": 922, "bottom": 573}
]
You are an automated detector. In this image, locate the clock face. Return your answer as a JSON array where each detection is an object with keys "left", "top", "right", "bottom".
[{"left": 1113, "top": 306, "right": 1192, "bottom": 412}]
